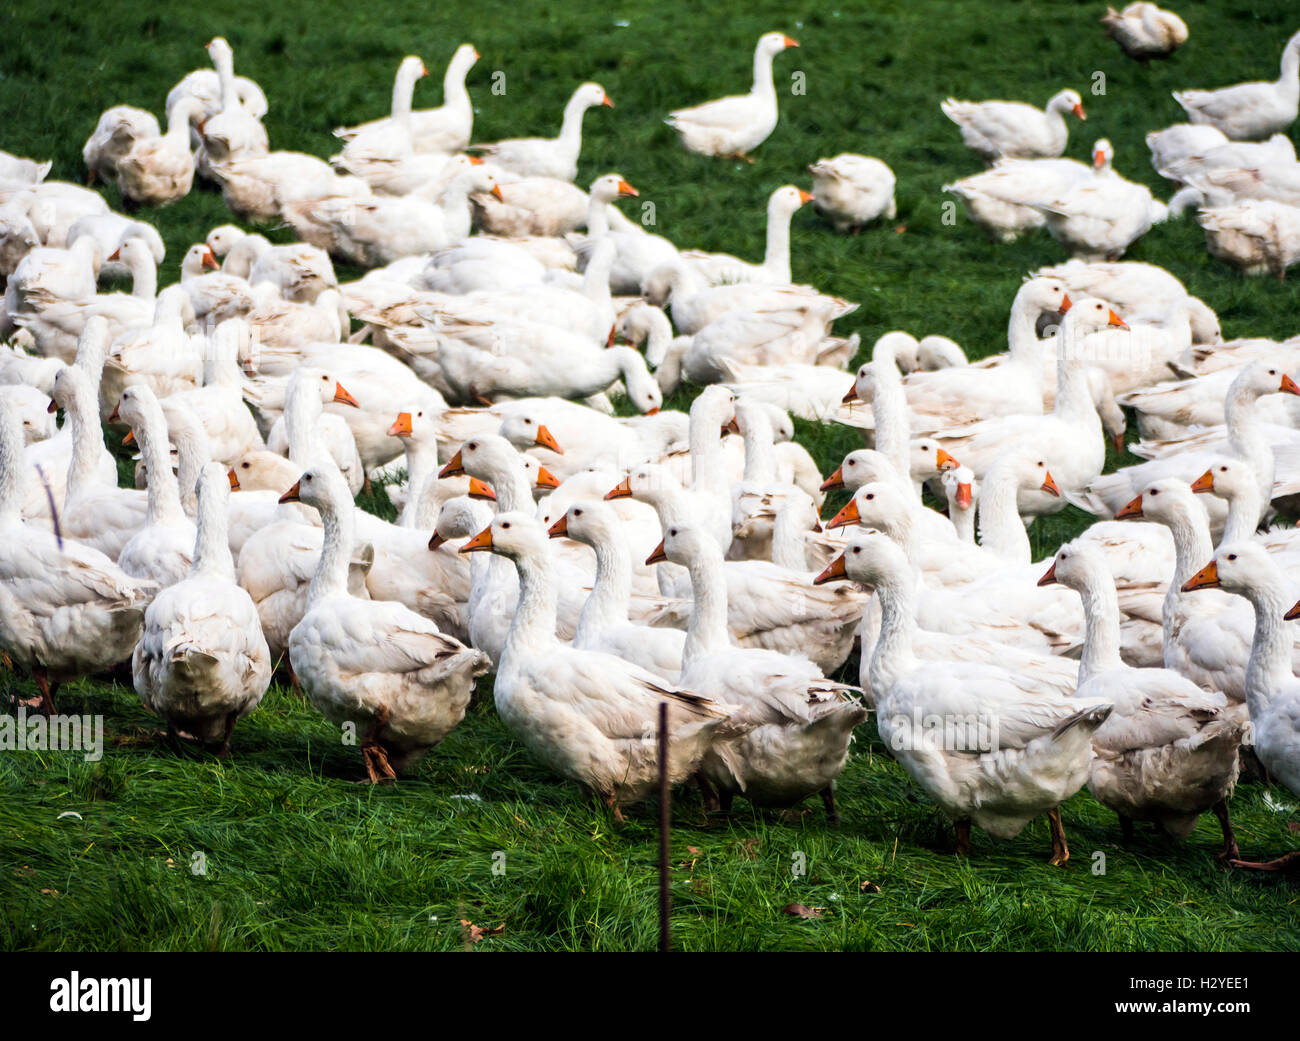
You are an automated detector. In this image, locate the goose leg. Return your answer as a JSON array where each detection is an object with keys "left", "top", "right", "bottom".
[
  {"left": 1047, "top": 807, "right": 1070, "bottom": 866},
  {"left": 1212, "top": 800, "right": 1239, "bottom": 862},
  {"left": 819, "top": 785, "right": 840, "bottom": 826},
  {"left": 954, "top": 819, "right": 972, "bottom": 857},
  {"left": 215, "top": 712, "right": 238, "bottom": 760},
  {"left": 603, "top": 790, "right": 625, "bottom": 825},
  {"left": 359, "top": 705, "right": 396, "bottom": 784},
  {"left": 695, "top": 772, "right": 720, "bottom": 814},
  {"left": 34, "top": 669, "right": 57, "bottom": 718},
  {"left": 717, "top": 788, "right": 734, "bottom": 816}
]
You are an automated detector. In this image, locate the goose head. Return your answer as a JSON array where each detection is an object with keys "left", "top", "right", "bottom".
[
  {"left": 1190, "top": 457, "right": 1255, "bottom": 503},
  {"left": 449, "top": 43, "right": 480, "bottom": 76},
  {"left": 757, "top": 31, "right": 799, "bottom": 57},
  {"left": 605, "top": 462, "right": 682, "bottom": 506},
  {"left": 429, "top": 494, "right": 492, "bottom": 551},
  {"left": 611, "top": 346, "right": 664, "bottom": 414},
  {"left": 397, "top": 55, "right": 429, "bottom": 85},
  {"left": 1091, "top": 138, "right": 1114, "bottom": 172},
  {"left": 1230, "top": 359, "right": 1300, "bottom": 403},
  {"left": 571, "top": 82, "right": 613, "bottom": 111},
  {"left": 985, "top": 449, "right": 1060, "bottom": 499},
  {"left": 206, "top": 37, "right": 234, "bottom": 69},
  {"left": 1015, "top": 277, "right": 1071, "bottom": 321},
  {"left": 205, "top": 224, "right": 246, "bottom": 257},
  {"left": 814, "top": 527, "right": 908, "bottom": 587},
  {"left": 1114, "top": 476, "right": 1205, "bottom": 525},
  {"left": 294, "top": 366, "right": 361, "bottom": 410},
  {"left": 821, "top": 448, "right": 900, "bottom": 492},
  {"left": 548, "top": 499, "right": 617, "bottom": 546},
  {"left": 1037, "top": 539, "right": 1108, "bottom": 591},
  {"left": 279, "top": 463, "right": 351, "bottom": 514},
  {"left": 109, "top": 235, "right": 157, "bottom": 275},
  {"left": 692, "top": 384, "right": 737, "bottom": 432},
  {"left": 386, "top": 405, "right": 435, "bottom": 443},
  {"left": 653, "top": 521, "right": 720, "bottom": 569},
  {"left": 769, "top": 184, "right": 815, "bottom": 219},
  {"left": 826, "top": 479, "right": 911, "bottom": 532},
  {"left": 911, "top": 438, "right": 959, "bottom": 482},
  {"left": 498, "top": 413, "right": 563, "bottom": 454},
  {"left": 1048, "top": 88, "right": 1086, "bottom": 121},
  {"left": 942, "top": 464, "right": 977, "bottom": 512},
  {"left": 589, "top": 173, "right": 639, "bottom": 204},
  {"left": 1181, "top": 541, "right": 1273, "bottom": 596},
  {"left": 459, "top": 510, "right": 548, "bottom": 560},
  {"left": 182, "top": 243, "right": 220, "bottom": 277}
]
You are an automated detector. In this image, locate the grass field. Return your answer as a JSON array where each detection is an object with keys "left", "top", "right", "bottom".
[{"left": 3, "top": 0, "right": 1300, "bottom": 951}]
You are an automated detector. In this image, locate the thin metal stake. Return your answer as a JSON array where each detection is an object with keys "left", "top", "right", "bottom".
[{"left": 658, "top": 700, "right": 670, "bottom": 953}]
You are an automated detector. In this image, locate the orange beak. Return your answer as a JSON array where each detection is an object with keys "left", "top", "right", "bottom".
[
  {"left": 955, "top": 483, "right": 972, "bottom": 509},
  {"left": 1114, "top": 493, "right": 1144, "bottom": 520},
  {"left": 1041, "top": 470, "right": 1060, "bottom": 497},
  {"left": 387, "top": 412, "right": 412, "bottom": 437},
  {"left": 827, "top": 498, "right": 861, "bottom": 529},
  {"left": 467, "top": 476, "right": 496, "bottom": 501},
  {"left": 1108, "top": 309, "right": 1127, "bottom": 328},
  {"left": 428, "top": 531, "right": 447, "bottom": 551},
  {"left": 1285, "top": 599, "right": 1300, "bottom": 621},
  {"left": 279, "top": 480, "right": 301, "bottom": 504},
  {"left": 645, "top": 539, "right": 667, "bottom": 565},
  {"left": 333, "top": 382, "right": 360, "bottom": 408},
  {"left": 1037, "top": 561, "right": 1058, "bottom": 587},
  {"left": 1093, "top": 149, "right": 1106, "bottom": 170},
  {"left": 841, "top": 386, "right": 860, "bottom": 404},
  {"left": 534, "top": 424, "right": 563, "bottom": 454},
  {"left": 605, "top": 477, "right": 632, "bottom": 500},
  {"left": 1281, "top": 374, "right": 1300, "bottom": 396},
  {"left": 1113, "top": 432, "right": 1125, "bottom": 453},
  {"left": 439, "top": 449, "right": 465, "bottom": 478},
  {"left": 459, "top": 525, "right": 494, "bottom": 553},
  {"left": 600, "top": 95, "right": 614, "bottom": 108},
  {"left": 201, "top": 248, "right": 220, "bottom": 271},
  {"left": 935, "top": 448, "right": 958, "bottom": 472},
  {"left": 645, "top": 407, "right": 660, "bottom": 416},
  {"left": 534, "top": 465, "right": 561, "bottom": 490},
  {"left": 227, "top": 468, "right": 240, "bottom": 491},
  {"left": 820, "top": 465, "right": 844, "bottom": 491},
  {"left": 782, "top": 35, "right": 799, "bottom": 47},
  {"left": 1182, "top": 560, "right": 1219, "bottom": 592},
  {"left": 1190, "top": 469, "right": 1215, "bottom": 494},
  {"left": 1060, "top": 293, "right": 1072, "bottom": 313},
  {"left": 797, "top": 189, "right": 815, "bottom": 204},
  {"left": 491, "top": 185, "right": 505, "bottom": 202},
  {"left": 617, "top": 179, "right": 639, "bottom": 197},
  {"left": 468, "top": 155, "right": 484, "bottom": 165},
  {"left": 108, "top": 402, "right": 121, "bottom": 423},
  {"left": 1072, "top": 102, "right": 1086, "bottom": 120},
  {"left": 121, "top": 429, "right": 136, "bottom": 447},
  {"left": 813, "top": 554, "right": 847, "bottom": 585},
  {"left": 722, "top": 417, "right": 741, "bottom": 435},
  {"left": 606, "top": 325, "right": 617, "bottom": 348},
  {"left": 108, "top": 247, "right": 121, "bottom": 262},
  {"left": 47, "top": 398, "right": 58, "bottom": 414},
  {"left": 547, "top": 515, "right": 568, "bottom": 538}
]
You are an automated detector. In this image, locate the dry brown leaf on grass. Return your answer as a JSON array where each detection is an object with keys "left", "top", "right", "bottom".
[
  {"left": 781, "top": 903, "right": 824, "bottom": 919},
  {"left": 460, "top": 919, "right": 505, "bottom": 943}
]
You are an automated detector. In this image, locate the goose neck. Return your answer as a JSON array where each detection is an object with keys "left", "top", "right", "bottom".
[
  {"left": 869, "top": 566, "right": 919, "bottom": 700},
  {"left": 681, "top": 543, "right": 731, "bottom": 667},
  {"left": 0, "top": 407, "right": 23, "bottom": 527},
  {"left": 751, "top": 45, "right": 778, "bottom": 97},
  {"left": 580, "top": 530, "right": 634, "bottom": 633},
  {"left": 1242, "top": 574, "right": 1292, "bottom": 708},
  {"left": 192, "top": 490, "right": 235, "bottom": 579},
  {"left": 1075, "top": 566, "right": 1124, "bottom": 683},
  {"left": 65, "top": 381, "right": 108, "bottom": 497},
  {"left": 134, "top": 403, "right": 187, "bottom": 527},
  {"left": 309, "top": 495, "right": 355, "bottom": 602},
  {"left": 763, "top": 199, "right": 793, "bottom": 282},
  {"left": 976, "top": 466, "right": 1031, "bottom": 564},
  {"left": 508, "top": 546, "right": 560, "bottom": 648}
]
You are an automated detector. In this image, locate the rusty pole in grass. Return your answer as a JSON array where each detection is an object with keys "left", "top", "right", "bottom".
[{"left": 658, "top": 699, "right": 670, "bottom": 953}]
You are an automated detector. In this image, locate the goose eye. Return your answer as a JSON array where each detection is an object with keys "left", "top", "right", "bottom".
[
  {"left": 1150, "top": 488, "right": 1158, "bottom": 496},
  {"left": 1228, "top": 554, "right": 1237, "bottom": 561},
  {"left": 852, "top": 547, "right": 861, "bottom": 554},
  {"left": 304, "top": 474, "right": 313, "bottom": 482},
  {"left": 574, "top": 509, "right": 583, "bottom": 516},
  {"left": 866, "top": 493, "right": 875, "bottom": 500},
  {"left": 502, "top": 522, "right": 511, "bottom": 529},
  {"left": 524, "top": 418, "right": 532, "bottom": 424},
  {"left": 241, "top": 462, "right": 250, "bottom": 469}
]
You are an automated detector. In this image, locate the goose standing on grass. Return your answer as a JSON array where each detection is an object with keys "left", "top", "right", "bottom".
[
  {"left": 656, "top": 523, "right": 867, "bottom": 822},
  {"left": 666, "top": 32, "right": 799, "bottom": 160},
  {"left": 0, "top": 395, "right": 152, "bottom": 716},
  {"left": 1040, "top": 542, "right": 1244, "bottom": 858},
  {"left": 817, "top": 528, "right": 1111, "bottom": 863},
  {"left": 682, "top": 185, "right": 813, "bottom": 285},
  {"left": 133, "top": 462, "right": 271, "bottom": 754},
  {"left": 1102, "top": 3, "right": 1189, "bottom": 63},
  {"left": 113, "top": 385, "right": 197, "bottom": 588},
  {"left": 807, "top": 154, "right": 896, "bottom": 232},
  {"left": 941, "top": 89, "right": 1086, "bottom": 163},
  {"left": 463, "top": 512, "right": 729, "bottom": 820},
  {"left": 474, "top": 82, "right": 612, "bottom": 181},
  {"left": 1173, "top": 29, "right": 1300, "bottom": 141},
  {"left": 82, "top": 106, "right": 161, "bottom": 185},
  {"left": 286, "top": 464, "right": 489, "bottom": 782},
  {"left": 332, "top": 55, "right": 428, "bottom": 167},
  {"left": 196, "top": 37, "right": 269, "bottom": 172},
  {"left": 1185, "top": 543, "right": 1300, "bottom": 870}
]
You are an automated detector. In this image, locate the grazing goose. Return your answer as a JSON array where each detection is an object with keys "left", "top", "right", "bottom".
[
  {"left": 1102, "top": 3, "right": 1189, "bottom": 63},
  {"left": 666, "top": 32, "right": 798, "bottom": 160},
  {"left": 133, "top": 462, "right": 271, "bottom": 753},
  {"left": 807, "top": 154, "right": 897, "bottom": 232}
]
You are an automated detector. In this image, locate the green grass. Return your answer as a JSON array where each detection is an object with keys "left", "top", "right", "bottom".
[{"left": 3, "top": 0, "right": 1300, "bottom": 951}]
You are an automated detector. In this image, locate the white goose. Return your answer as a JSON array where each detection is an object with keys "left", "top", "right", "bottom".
[
  {"left": 681, "top": 185, "right": 814, "bottom": 285},
  {"left": 1186, "top": 543, "right": 1300, "bottom": 870},
  {"left": 132, "top": 462, "right": 271, "bottom": 753},
  {"left": 331, "top": 56, "right": 428, "bottom": 169},
  {"left": 656, "top": 522, "right": 867, "bottom": 821},
  {"left": 113, "top": 385, "right": 197, "bottom": 589},
  {"left": 816, "top": 528, "right": 1111, "bottom": 863},
  {"left": 196, "top": 37, "right": 269, "bottom": 172},
  {"left": 549, "top": 500, "right": 686, "bottom": 682},
  {"left": 1173, "top": 30, "right": 1300, "bottom": 141},
  {"left": 464, "top": 512, "right": 728, "bottom": 818},
  {"left": 665, "top": 32, "right": 798, "bottom": 160},
  {"left": 0, "top": 395, "right": 152, "bottom": 716},
  {"left": 1040, "top": 541, "right": 1243, "bottom": 856},
  {"left": 1102, "top": 3, "right": 1189, "bottom": 63},
  {"left": 82, "top": 106, "right": 160, "bottom": 183},
  {"left": 569, "top": 174, "right": 678, "bottom": 295},
  {"left": 115, "top": 98, "right": 203, "bottom": 207},
  {"left": 473, "top": 82, "right": 612, "bottom": 181},
  {"left": 807, "top": 154, "right": 897, "bottom": 232},
  {"left": 286, "top": 464, "right": 489, "bottom": 782},
  {"left": 942, "top": 88, "right": 1086, "bottom": 162}
]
